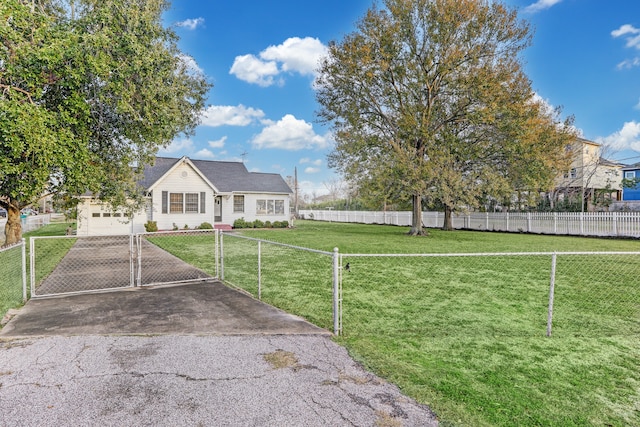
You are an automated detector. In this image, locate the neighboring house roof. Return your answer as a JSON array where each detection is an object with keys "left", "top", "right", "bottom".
[
  {"left": 622, "top": 162, "right": 640, "bottom": 171},
  {"left": 139, "top": 156, "right": 292, "bottom": 194},
  {"left": 599, "top": 158, "right": 624, "bottom": 168}
]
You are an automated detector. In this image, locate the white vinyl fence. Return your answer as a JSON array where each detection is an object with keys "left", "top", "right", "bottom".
[{"left": 299, "top": 210, "right": 640, "bottom": 238}]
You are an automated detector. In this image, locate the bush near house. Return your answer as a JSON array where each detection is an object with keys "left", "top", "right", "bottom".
[
  {"left": 233, "top": 218, "right": 288, "bottom": 229},
  {"left": 144, "top": 221, "right": 158, "bottom": 232}
]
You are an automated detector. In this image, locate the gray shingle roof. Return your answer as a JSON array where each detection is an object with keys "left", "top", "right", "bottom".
[{"left": 139, "top": 157, "right": 292, "bottom": 194}]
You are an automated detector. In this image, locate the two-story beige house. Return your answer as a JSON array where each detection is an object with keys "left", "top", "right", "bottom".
[{"left": 553, "top": 138, "right": 622, "bottom": 210}]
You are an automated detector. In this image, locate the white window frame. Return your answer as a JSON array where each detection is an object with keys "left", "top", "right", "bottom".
[{"left": 256, "top": 199, "right": 286, "bottom": 216}]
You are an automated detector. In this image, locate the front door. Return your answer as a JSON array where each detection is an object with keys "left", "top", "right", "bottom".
[{"left": 214, "top": 196, "right": 222, "bottom": 222}]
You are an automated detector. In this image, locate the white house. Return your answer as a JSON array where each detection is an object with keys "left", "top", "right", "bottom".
[{"left": 76, "top": 156, "right": 292, "bottom": 235}]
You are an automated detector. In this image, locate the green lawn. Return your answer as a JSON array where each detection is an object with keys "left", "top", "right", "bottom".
[
  {"left": 0, "top": 223, "right": 76, "bottom": 317},
  {"left": 230, "top": 221, "right": 640, "bottom": 427}
]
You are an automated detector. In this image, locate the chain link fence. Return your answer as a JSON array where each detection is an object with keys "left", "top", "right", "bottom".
[
  {"left": 30, "top": 235, "right": 133, "bottom": 297},
  {"left": 137, "top": 229, "right": 218, "bottom": 286},
  {"left": 216, "top": 235, "right": 639, "bottom": 338},
  {"left": 19, "top": 230, "right": 640, "bottom": 338},
  {"left": 0, "top": 240, "right": 27, "bottom": 319},
  {"left": 340, "top": 252, "right": 639, "bottom": 338},
  {"left": 220, "top": 233, "right": 337, "bottom": 332}
]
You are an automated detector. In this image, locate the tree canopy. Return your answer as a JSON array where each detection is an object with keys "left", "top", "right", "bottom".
[
  {"left": 0, "top": 0, "right": 210, "bottom": 244},
  {"left": 315, "top": 0, "right": 576, "bottom": 234}
]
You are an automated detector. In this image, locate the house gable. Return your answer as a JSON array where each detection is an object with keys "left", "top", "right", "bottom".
[{"left": 144, "top": 156, "right": 218, "bottom": 193}]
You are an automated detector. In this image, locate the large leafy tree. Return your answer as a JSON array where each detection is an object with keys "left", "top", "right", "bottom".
[
  {"left": 316, "top": 0, "right": 575, "bottom": 234},
  {"left": 0, "top": 0, "right": 210, "bottom": 244}
]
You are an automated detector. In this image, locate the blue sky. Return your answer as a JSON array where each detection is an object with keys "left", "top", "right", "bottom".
[{"left": 161, "top": 0, "right": 640, "bottom": 197}]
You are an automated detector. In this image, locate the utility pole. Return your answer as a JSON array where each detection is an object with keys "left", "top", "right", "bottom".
[{"left": 294, "top": 167, "right": 299, "bottom": 216}]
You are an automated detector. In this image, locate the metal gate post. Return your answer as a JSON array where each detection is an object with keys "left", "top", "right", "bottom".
[
  {"left": 136, "top": 234, "right": 142, "bottom": 287},
  {"left": 220, "top": 231, "right": 225, "bottom": 281},
  {"left": 29, "top": 237, "right": 35, "bottom": 297},
  {"left": 129, "top": 234, "right": 134, "bottom": 287},
  {"left": 332, "top": 247, "right": 341, "bottom": 335},
  {"left": 21, "top": 239, "right": 27, "bottom": 302},
  {"left": 215, "top": 230, "right": 219, "bottom": 279},
  {"left": 257, "top": 240, "right": 262, "bottom": 300},
  {"left": 546, "top": 252, "right": 557, "bottom": 337}
]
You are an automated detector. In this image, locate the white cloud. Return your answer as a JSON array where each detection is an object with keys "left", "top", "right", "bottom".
[
  {"left": 596, "top": 121, "right": 640, "bottom": 152},
  {"left": 523, "top": 0, "right": 562, "bottom": 14},
  {"left": 159, "top": 138, "right": 194, "bottom": 154},
  {"left": 304, "top": 167, "right": 321, "bottom": 174},
  {"left": 178, "top": 54, "right": 204, "bottom": 76},
  {"left": 300, "top": 157, "right": 323, "bottom": 166},
  {"left": 261, "top": 37, "right": 328, "bottom": 76},
  {"left": 200, "top": 105, "right": 265, "bottom": 127},
  {"left": 251, "top": 114, "right": 330, "bottom": 151},
  {"left": 617, "top": 57, "right": 640, "bottom": 70},
  {"left": 229, "top": 54, "right": 280, "bottom": 87},
  {"left": 195, "top": 149, "right": 215, "bottom": 159},
  {"left": 611, "top": 24, "right": 640, "bottom": 48},
  {"left": 230, "top": 37, "right": 327, "bottom": 86},
  {"left": 208, "top": 136, "right": 226, "bottom": 148},
  {"left": 612, "top": 24, "right": 640, "bottom": 69},
  {"left": 175, "top": 17, "right": 204, "bottom": 30}
]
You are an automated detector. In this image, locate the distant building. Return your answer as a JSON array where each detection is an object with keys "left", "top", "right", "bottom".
[{"left": 552, "top": 138, "right": 622, "bottom": 210}]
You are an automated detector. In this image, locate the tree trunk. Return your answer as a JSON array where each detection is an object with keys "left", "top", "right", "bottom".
[
  {"left": 407, "top": 194, "right": 427, "bottom": 236},
  {"left": 4, "top": 204, "right": 22, "bottom": 246},
  {"left": 442, "top": 205, "right": 454, "bottom": 231}
]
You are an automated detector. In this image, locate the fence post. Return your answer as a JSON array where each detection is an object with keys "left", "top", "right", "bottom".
[
  {"left": 136, "top": 235, "right": 142, "bottom": 287},
  {"left": 21, "top": 239, "right": 27, "bottom": 302},
  {"left": 546, "top": 252, "right": 557, "bottom": 337},
  {"left": 220, "top": 231, "right": 225, "bottom": 281},
  {"left": 215, "top": 230, "right": 219, "bottom": 279},
  {"left": 332, "top": 247, "right": 341, "bottom": 335},
  {"left": 257, "top": 240, "right": 262, "bottom": 300},
  {"left": 29, "top": 237, "right": 35, "bottom": 297},
  {"left": 130, "top": 235, "right": 135, "bottom": 287}
]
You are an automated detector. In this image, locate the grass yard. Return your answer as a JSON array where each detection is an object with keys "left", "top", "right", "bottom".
[
  {"left": 230, "top": 220, "right": 640, "bottom": 426},
  {"left": 0, "top": 223, "right": 76, "bottom": 317}
]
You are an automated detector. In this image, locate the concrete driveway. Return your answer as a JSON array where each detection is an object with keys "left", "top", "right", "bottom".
[
  {"left": 0, "top": 282, "right": 440, "bottom": 426},
  {"left": 1, "top": 280, "right": 328, "bottom": 337}
]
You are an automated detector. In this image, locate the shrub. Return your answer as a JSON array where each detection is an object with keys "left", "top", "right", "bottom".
[
  {"left": 144, "top": 221, "right": 158, "bottom": 232},
  {"left": 172, "top": 223, "right": 179, "bottom": 231},
  {"left": 183, "top": 224, "right": 189, "bottom": 230},
  {"left": 233, "top": 218, "right": 249, "bottom": 229},
  {"left": 198, "top": 222, "right": 213, "bottom": 229},
  {"left": 252, "top": 219, "right": 264, "bottom": 228},
  {"left": 264, "top": 221, "right": 272, "bottom": 228}
]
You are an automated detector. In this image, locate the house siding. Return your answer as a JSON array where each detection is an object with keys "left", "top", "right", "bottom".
[
  {"left": 228, "top": 193, "right": 291, "bottom": 225},
  {"left": 148, "top": 162, "right": 215, "bottom": 230},
  {"left": 76, "top": 198, "right": 147, "bottom": 236},
  {"left": 623, "top": 169, "right": 640, "bottom": 201}
]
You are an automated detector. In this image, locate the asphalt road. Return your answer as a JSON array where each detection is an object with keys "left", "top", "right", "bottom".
[
  {"left": 0, "top": 335, "right": 438, "bottom": 426},
  {"left": 0, "top": 282, "right": 439, "bottom": 426}
]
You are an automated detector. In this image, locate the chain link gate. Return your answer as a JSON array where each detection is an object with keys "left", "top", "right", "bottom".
[{"left": 30, "top": 230, "right": 218, "bottom": 298}]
